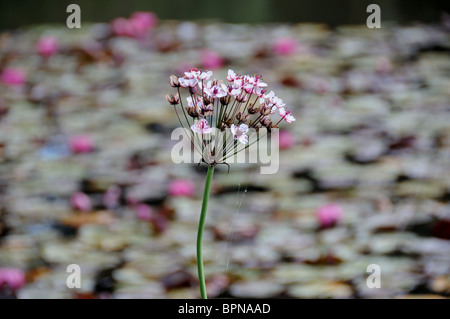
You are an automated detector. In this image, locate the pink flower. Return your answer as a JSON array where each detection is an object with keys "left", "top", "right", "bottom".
[
  {"left": 129, "top": 11, "right": 157, "bottom": 37},
  {"left": 186, "top": 96, "right": 204, "bottom": 108},
  {"left": 0, "top": 268, "right": 26, "bottom": 290},
  {"left": 263, "top": 91, "right": 285, "bottom": 108},
  {"left": 112, "top": 12, "right": 157, "bottom": 38},
  {"left": 245, "top": 75, "right": 267, "bottom": 88},
  {"left": 168, "top": 179, "right": 196, "bottom": 197},
  {"left": 230, "top": 124, "right": 249, "bottom": 145},
  {"left": 279, "top": 108, "right": 296, "bottom": 123},
  {"left": 36, "top": 36, "right": 59, "bottom": 58},
  {"left": 135, "top": 203, "right": 153, "bottom": 221},
  {"left": 69, "top": 135, "right": 94, "bottom": 154},
  {"left": 102, "top": 185, "right": 121, "bottom": 209},
  {"left": 227, "top": 69, "right": 238, "bottom": 82},
  {"left": 317, "top": 203, "right": 343, "bottom": 228},
  {"left": 1, "top": 68, "right": 26, "bottom": 87},
  {"left": 70, "top": 192, "right": 92, "bottom": 212},
  {"left": 191, "top": 119, "right": 212, "bottom": 134},
  {"left": 203, "top": 81, "right": 227, "bottom": 98},
  {"left": 279, "top": 130, "right": 295, "bottom": 150},
  {"left": 225, "top": 84, "right": 242, "bottom": 97},
  {"left": 111, "top": 17, "right": 134, "bottom": 37},
  {"left": 185, "top": 68, "right": 213, "bottom": 81},
  {"left": 179, "top": 77, "right": 199, "bottom": 88},
  {"left": 201, "top": 49, "right": 224, "bottom": 70},
  {"left": 272, "top": 37, "right": 299, "bottom": 56},
  {"left": 184, "top": 68, "right": 201, "bottom": 79},
  {"left": 242, "top": 75, "right": 267, "bottom": 95}
]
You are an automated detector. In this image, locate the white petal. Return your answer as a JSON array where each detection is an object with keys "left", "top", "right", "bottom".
[
  {"left": 238, "top": 134, "right": 248, "bottom": 144},
  {"left": 286, "top": 114, "right": 296, "bottom": 123},
  {"left": 229, "top": 124, "right": 235, "bottom": 135},
  {"left": 239, "top": 124, "right": 249, "bottom": 134},
  {"left": 191, "top": 124, "right": 200, "bottom": 134}
]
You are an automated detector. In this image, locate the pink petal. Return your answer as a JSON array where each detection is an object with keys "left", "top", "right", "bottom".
[
  {"left": 201, "top": 49, "right": 224, "bottom": 70},
  {"left": 272, "top": 37, "right": 299, "bottom": 56},
  {"left": 317, "top": 203, "right": 343, "bottom": 228},
  {"left": 279, "top": 130, "right": 296, "bottom": 150},
  {"left": 1, "top": 68, "right": 26, "bottom": 87},
  {"left": 70, "top": 192, "right": 92, "bottom": 212},
  {"left": 135, "top": 203, "right": 153, "bottom": 221},
  {"left": 36, "top": 36, "right": 59, "bottom": 58},
  {"left": 0, "top": 268, "right": 26, "bottom": 290},
  {"left": 168, "top": 179, "right": 195, "bottom": 197},
  {"left": 69, "top": 135, "right": 94, "bottom": 154}
]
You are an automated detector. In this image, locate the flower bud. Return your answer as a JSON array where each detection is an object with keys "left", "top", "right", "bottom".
[
  {"left": 200, "top": 104, "right": 213, "bottom": 117},
  {"left": 169, "top": 75, "right": 180, "bottom": 87},
  {"left": 248, "top": 104, "right": 260, "bottom": 114},
  {"left": 203, "top": 95, "right": 214, "bottom": 105},
  {"left": 223, "top": 117, "right": 233, "bottom": 125},
  {"left": 236, "top": 93, "right": 248, "bottom": 103},
  {"left": 186, "top": 106, "right": 200, "bottom": 118},
  {"left": 260, "top": 116, "right": 273, "bottom": 128},
  {"left": 166, "top": 93, "right": 180, "bottom": 105},
  {"left": 220, "top": 96, "right": 231, "bottom": 106},
  {"left": 236, "top": 112, "right": 249, "bottom": 122},
  {"left": 260, "top": 103, "right": 272, "bottom": 116}
]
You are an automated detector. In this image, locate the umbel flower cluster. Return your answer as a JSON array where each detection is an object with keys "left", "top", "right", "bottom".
[{"left": 167, "top": 69, "right": 295, "bottom": 166}]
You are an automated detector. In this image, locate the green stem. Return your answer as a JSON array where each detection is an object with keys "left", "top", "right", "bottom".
[{"left": 197, "top": 165, "right": 215, "bottom": 299}]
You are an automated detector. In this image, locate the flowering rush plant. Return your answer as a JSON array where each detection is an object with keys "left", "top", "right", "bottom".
[{"left": 166, "top": 68, "right": 295, "bottom": 299}]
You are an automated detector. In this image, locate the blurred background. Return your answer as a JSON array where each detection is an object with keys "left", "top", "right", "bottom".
[
  {"left": 0, "top": 0, "right": 449, "bottom": 28},
  {"left": 0, "top": 0, "right": 449, "bottom": 299}
]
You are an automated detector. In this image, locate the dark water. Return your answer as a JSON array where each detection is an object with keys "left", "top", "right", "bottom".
[{"left": 0, "top": 0, "right": 448, "bottom": 30}]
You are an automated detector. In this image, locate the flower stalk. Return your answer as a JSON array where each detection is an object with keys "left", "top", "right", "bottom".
[
  {"left": 196, "top": 165, "right": 215, "bottom": 299},
  {"left": 167, "top": 68, "right": 295, "bottom": 299}
]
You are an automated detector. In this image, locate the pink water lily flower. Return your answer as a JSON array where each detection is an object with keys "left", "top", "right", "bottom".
[
  {"left": 201, "top": 49, "right": 224, "bottom": 70},
  {"left": 69, "top": 135, "right": 94, "bottom": 154},
  {"left": 191, "top": 119, "right": 212, "bottom": 134},
  {"left": 36, "top": 36, "right": 59, "bottom": 58},
  {"left": 135, "top": 203, "right": 153, "bottom": 221},
  {"left": 317, "top": 203, "right": 343, "bottom": 228},
  {"left": 112, "top": 17, "right": 133, "bottom": 37},
  {"left": 103, "top": 185, "right": 121, "bottom": 209},
  {"left": 279, "top": 130, "right": 296, "bottom": 150},
  {"left": 0, "top": 268, "right": 26, "bottom": 291},
  {"left": 230, "top": 124, "right": 249, "bottom": 145},
  {"left": 168, "top": 179, "right": 196, "bottom": 197},
  {"left": 1, "top": 68, "right": 26, "bottom": 87},
  {"left": 70, "top": 191, "right": 92, "bottom": 212},
  {"left": 112, "top": 11, "right": 157, "bottom": 38},
  {"left": 272, "top": 37, "right": 299, "bottom": 56},
  {"left": 129, "top": 11, "right": 157, "bottom": 37}
]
